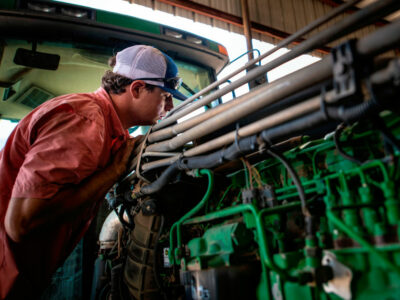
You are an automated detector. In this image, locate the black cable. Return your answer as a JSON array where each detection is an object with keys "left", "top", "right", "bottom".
[
  {"left": 373, "top": 116, "right": 400, "bottom": 152},
  {"left": 333, "top": 123, "right": 363, "bottom": 165},
  {"left": 110, "top": 264, "right": 123, "bottom": 299},
  {"left": 115, "top": 206, "right": 134, "bottom": 230},
  {"left": 141, "top": 135, "right": 258, "bottom": 195},
  {"left": 265, "top": 148, "right": 310, "bottom": 218},
  {"left": 141, "top": 163, "right": 181, "bottom": 195},
  {"left": 97, "top": 283, "right": 110, "bottom": 300},
  {"left": 153, "top": 215, "right": 168, "bottom": 300}
]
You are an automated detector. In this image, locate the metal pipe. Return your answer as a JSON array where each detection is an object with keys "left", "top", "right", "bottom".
[
  {"left": 99, "top": 209, "right": 129, "bottom": 250},
  {"left": 184, "top": 201, "right": 306, "bottom": 225},
  {"left": 141, "top": 156, "right": 179, "bottom": 172},
  {"left": 148, "top": 82, "right": 269, "bottom": 143},
  {"left": 154, "top": 0, "right": 398, "bottom": 130},
  {"left": 167, "top": 0, "right": 363, "bottom": 116},
  {"left": 146, "top": 58, "right": 332, "bottom": 152},
  {"left": 141, "top": 92, "right": 328, "bottom": 171},
  {"left": 357, "top": 19, "right": 400, "bottom": 57},
  {"left": 240, "top": 0, "right": 254, "bottom": 61},
  {"left": 142, "top": 95, "right": 322, "bottom": 171},
  {"left": 141, "top": 27, "right": 400, "bottom": 171},
  {"left": 141, "top": 101, "right": 322, "bottom": 171},
  {"left": 183, "top": 95, "right": 324, "bottom": 157},
  {"left": 370, "top": 59, "right": 400, "bottom": 85},
  {"left": 141, "top": 151, "right": 180, "bottom": 157},
  {"left": 133, "top": 12, "right": 400, "bottom": 177},
  {"left": 146, "top": 16, "right": 400, "bottom": 153}
]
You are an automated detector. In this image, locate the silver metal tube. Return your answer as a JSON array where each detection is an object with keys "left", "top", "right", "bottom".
[
  {"left": 154, "top": 0, "right": 399, "bottom": 131},
  {"left": 184, "top": 92, "right": 336, "bottom": 157},
  {"left": 141, "top": 94, "right": 329, "bottom": 171},
  {"left": 99, "top": 209, "right": 128, "bottom": 250},
  {"left": 142, "top": 151, "right": 180, "bottom": 157},
  {"left": 168, "top": 0, "right": 363, "bottom": 116},
  {"left": 142, "top": 156, "right": 179, "bottom": 171},
  {"left": 148, "top": 19, "right": 400, "bottom": 148},
  {"left": 148, "top": 83, "right": 268, "bottom": 143},
  {"left": 357, "top": 19, "right": 400, "bottom": 57},
  {"left": 146, "top": 58, "right": 332, "bottom": 152},
  {"left": 137, "top": 6, "right": 400, "bottom": 174},
  {"left": 240, "top": 0, "right": 254, "bottom": 61},
  {"left": 139, "top": 54, "right": 400, "bottom": 173},
  {"left": 370, "top": 59, "right": 400, "bottom": 85}
]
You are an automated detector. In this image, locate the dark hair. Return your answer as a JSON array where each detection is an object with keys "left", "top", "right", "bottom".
[
  {"left": 101, "top": 55, "right": 155, "bottom": 94},
  {"left": 101, "top": 70, "right": 133, "bottom": 94}
]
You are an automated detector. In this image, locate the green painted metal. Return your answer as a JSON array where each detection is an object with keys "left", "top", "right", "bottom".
[
  {"left": 326, "top": 210, "right": 400, "bottom": 276},
  {"left": 170, "top": 114, "right": 400, "bottom": 299},
  {"left": 186, "top": 222, "right": 252, "bottom": 268},
  {"left": 178, "top": 202, "right": 298, "bottom": 281},
  {"left": 95, "top": 10, "right": 161, "bottom": 35},
  {"left": 169, "top": 168, "right": 214, "bottom": 267}
]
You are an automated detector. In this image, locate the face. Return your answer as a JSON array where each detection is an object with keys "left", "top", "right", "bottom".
[{"left": 139, "top": 86, "right": 174, "bottom": 125}]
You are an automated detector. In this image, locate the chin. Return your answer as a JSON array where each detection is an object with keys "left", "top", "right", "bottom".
[{"left": 140, "top": 120, "right": 157, "bottom": 126}]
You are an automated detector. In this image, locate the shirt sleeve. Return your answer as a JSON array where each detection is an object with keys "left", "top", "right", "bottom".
[{"left": 11, "top": 105, "right": 106, "bottom": 199}]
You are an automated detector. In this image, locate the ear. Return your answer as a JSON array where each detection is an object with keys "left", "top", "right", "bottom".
[{"left": 128, "top": 80, "right": 146, "bottom": 99}]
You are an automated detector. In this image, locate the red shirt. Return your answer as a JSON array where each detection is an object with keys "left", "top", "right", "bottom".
[{"left": 0, "top": 88, "right": 127, "bottom": 299}]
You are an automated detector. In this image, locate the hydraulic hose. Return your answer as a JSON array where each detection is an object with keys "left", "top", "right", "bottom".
[
  {"left": 326, "top": 101, "right": 379, "bottom": 124},
  {"left": 140, "top": 163, "right": 181, "bottom": 195},
  {"left": 265, "top": 148, "right": 310, "bottom": 218},
  {"left": 140, "top": 136, "right": 258, "bottom": 195},
  {"left": 169, "top": 169, "right": 214, "bottom": 266}
]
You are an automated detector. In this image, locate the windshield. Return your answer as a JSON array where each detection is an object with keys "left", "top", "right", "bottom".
[
  {"left": 0, "top": 39, "right": 214, "bottom": 149},
  {"left": 175, "top": 61, "right": 211, "bottom": 98}
]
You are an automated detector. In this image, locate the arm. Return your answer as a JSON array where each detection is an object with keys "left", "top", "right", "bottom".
[{"left": 5, "top": 138, "right": 137, "bottom": 243}]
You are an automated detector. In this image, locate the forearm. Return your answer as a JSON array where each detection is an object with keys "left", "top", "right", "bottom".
[
  {"left": 5, "top": 138, "right": 137, "bottom": 243},
  {"left": 46, "top": 164, "right": 121, "bottom": 219},
  {"left": 5, "top": 165, "right": 122, "bottom": 242}
]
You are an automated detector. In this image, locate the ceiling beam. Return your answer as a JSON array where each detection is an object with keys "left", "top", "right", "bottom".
[{"left": 153, "top": 0, "right": 330, "bottom": 54}]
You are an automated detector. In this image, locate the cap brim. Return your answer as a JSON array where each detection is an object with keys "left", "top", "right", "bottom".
[{"left": 160, "top": 86, "right": 187, "bottom": 101}]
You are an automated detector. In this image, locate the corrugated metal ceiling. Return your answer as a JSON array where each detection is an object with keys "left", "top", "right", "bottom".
[{"left": 129, "top": 0, "right": 398, "bottom": 57}]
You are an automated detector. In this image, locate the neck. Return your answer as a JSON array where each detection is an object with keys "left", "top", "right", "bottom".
[{"left": 109, "top": 93, "right": 133, "bottom": 129}]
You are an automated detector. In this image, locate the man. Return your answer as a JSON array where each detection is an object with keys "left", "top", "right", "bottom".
[{"left": 0, "top": 45, "right": 186, "bottom": 299}]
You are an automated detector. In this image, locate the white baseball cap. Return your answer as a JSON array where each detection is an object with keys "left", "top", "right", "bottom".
[{"left": 113, "top": 45, "right": 187, "bottom": 100}]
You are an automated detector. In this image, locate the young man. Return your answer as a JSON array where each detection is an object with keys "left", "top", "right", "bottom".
[{"left": 0, "top": 45, "right": 186, "bottom": 299}]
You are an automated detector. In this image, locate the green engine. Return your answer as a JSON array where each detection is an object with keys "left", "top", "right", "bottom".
[{"left": 173, "top": 117, "right": 400, "bottom": 300}]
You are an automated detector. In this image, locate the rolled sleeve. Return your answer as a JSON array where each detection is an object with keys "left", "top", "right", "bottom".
[{"left": 12, "top": 107, "right": 106, "bottom": 199}]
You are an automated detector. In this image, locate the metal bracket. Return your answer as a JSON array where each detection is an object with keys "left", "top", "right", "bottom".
[
  {"left": 332, "top": 39, "right": 360, "bottom": 102},
  {"left": 322, "top": 251, "right": 353, "bottom": 300}
]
